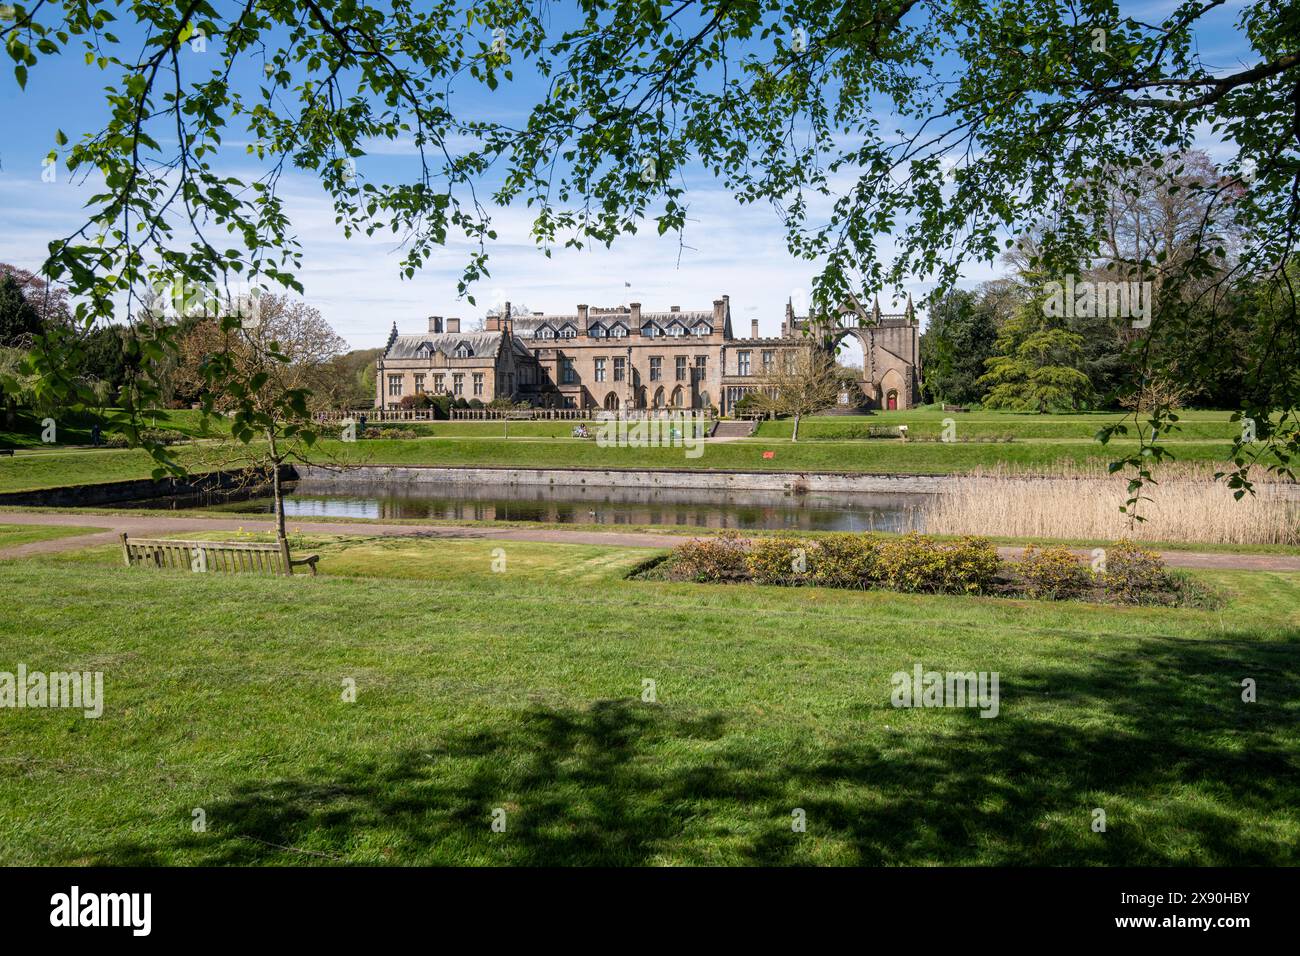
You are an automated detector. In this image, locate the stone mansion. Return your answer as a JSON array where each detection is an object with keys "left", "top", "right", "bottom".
[{"left": 376, "top": 294, "right": 921, "bottom": 415}]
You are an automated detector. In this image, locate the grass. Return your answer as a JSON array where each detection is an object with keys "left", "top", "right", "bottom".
[
  {"left": 0, "top": 446, "right": 196, "bottom": 493},
  {"left": 924, "top": 475, "right": 1300, "bottom": 546},
  {"left": 4, "top": 502, "right": 1299, "bottom": 556},
  {"left": 752, "top": 409, "right": 1245, "bottom": 442},
  {"left": 1, "top": 533, "right": 1297, "bottom": 865},
  {"left": 0, "top": 522, "right": 104, "bottom": 549},
  {"left": 359, "top": 419, "right": 689, "bottom": 438},
  {"left": 0, "top": 435, "right": 1258, "bottom": 495},
  {"left": 0, "top": 408, "right": 229, "bottom": 449},
  {"left": 6, "top": 501, "right": 1300, "bottom": 559},
  {"left": 1, "top": 407, "right": 1275, "bottom": 495}
]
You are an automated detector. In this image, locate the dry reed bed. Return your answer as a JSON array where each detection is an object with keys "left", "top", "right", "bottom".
[
  {"left": 967, "top": 458, "right": 1294, "bottom": 483},
  {"left": 924, "top": 476, "right": 1300, "bottom": 545}
]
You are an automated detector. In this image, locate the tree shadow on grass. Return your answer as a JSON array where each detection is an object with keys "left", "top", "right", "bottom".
[{"left": 92, "top": 630, "right": 1300, "bottom": 866}]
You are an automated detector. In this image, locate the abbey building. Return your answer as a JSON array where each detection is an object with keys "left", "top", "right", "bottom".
[{"left": 376, "top": 294, "right": 921, "bottom": 414}]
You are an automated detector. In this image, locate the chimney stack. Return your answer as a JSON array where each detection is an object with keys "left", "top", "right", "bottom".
[
  {"left": 629, "top": 302, "right": 642, "bottom": 326},
  {"left": 446, "top": 317, "right": 461, "bottom": 334},
  {"left": 670, "top": 305, "right": 680, "bottom": 313},
  {"left": 577, "top": 304, "right": 589, "bottom": 326},
  {"left": 751, "top": 318, "right": 759, "bottom": 339},
  {"left": 428, "top": 316, "right": 443, "bottom": 334},
  {"left": 712, "top": 298, "right": 726, "bottom": 327}
]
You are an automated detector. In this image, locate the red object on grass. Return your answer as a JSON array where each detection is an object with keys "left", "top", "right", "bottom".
[{"left": 762, "top": 451, "right": 775, "bottom": 459}]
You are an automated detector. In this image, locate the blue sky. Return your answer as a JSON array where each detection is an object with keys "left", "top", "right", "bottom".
[{"left": 0, "top": 1, "right": 1258, "bottom": 350}]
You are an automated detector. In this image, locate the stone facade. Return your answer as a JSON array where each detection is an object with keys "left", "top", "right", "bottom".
[
  {"left": 376, "top": 294, "right": 921, "bottom": 413},
  {"left": 786, "top": 294, "right": 923, "bottom": 411},
  {"left": 376, "top": 316, "right": 536, "bottom": 408}
]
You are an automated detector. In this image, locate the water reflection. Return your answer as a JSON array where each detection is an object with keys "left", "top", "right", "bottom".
[{"left": 118, "top": 480, "right": 931, "bottom": 533}]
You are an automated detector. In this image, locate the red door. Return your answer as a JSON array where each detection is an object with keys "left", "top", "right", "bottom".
[{"left": 886, "top": 391, "right": 898, "bottom": 411}]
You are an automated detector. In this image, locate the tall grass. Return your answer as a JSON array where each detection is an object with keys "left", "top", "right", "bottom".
[
  {"left": 965, "top": 458, "right": 1293, "bottom": 482},
  {"left": 924, "top": 475, "right": 1300, "bottom": 545}
]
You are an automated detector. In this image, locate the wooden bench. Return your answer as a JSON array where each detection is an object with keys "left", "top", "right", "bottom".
[
  {"left": 0, "top": 448, "right": 14, "bottom": 457},
  {"left": 119, "top": 533, "right": 319, "bottom": 576}
]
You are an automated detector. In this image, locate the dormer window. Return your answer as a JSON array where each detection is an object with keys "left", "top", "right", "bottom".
[
  {"left": 610, "top": 324, "right": 628, "bottom": 338},
  {"left": 668, "top": 323, "right": 685, "bottom": 337},
  {"left": 558, "top": 324, "right": 577, "bottom": 339},
  {"left": 589, "top": 324, "right": 605, "bottom": 338},
  {"left": 416, "top": 343, "right": 431, "bottom": 358},
  {"left": 537, "top": 325, "right": 555, "bottom": 339},
  {"left": 641, "top": 324, "right": 657, "bottom": 338},
  {"left": 694, "top": 323, "right": 711, "bottom": 336},
  {"left": 454, "top": 343, "right": 473, "bottom": 358}
]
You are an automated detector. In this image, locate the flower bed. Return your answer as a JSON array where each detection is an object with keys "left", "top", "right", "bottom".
[{"left": 645, "top": 533, "right": 1218, "bottom": 607}]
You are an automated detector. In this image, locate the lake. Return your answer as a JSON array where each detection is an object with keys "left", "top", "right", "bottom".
[{"left": 116, "top": 478, "right": 931, "bottom": 533}]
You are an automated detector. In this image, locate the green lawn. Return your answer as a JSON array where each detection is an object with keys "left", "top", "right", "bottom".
[
  {"left": 364, "top": 419, "right": 678, "bottom": 438},
  {"left": 0, "top": 435, "right": 1255, "bottom": 495},
  {"left": 0, "top": 522, "right": 104, "bottom": 549},
  {"left": 1, "top": 535, "right": 1296, "bottom": 865},
  {"left": 753, "top": 409, "right": 1243, "bottom": 442},
  {"left": 0, "top": 408, "right": 229, "bottom": 450},
  {"left": 0, "top": 407, "right": 1270, "bottom": 494}
]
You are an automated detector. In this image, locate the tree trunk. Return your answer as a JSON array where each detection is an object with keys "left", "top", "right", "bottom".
[
  {"left": 792, "top": 413, "right": 800, "bottom": 442},
  {"left": 266, "top": 428, "right": 286, "bottom": 540},
  {"left": 271, "top": 462, "right": 286, "bottom": 540}
]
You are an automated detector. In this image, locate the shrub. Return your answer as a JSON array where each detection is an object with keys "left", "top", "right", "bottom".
[
  {"left": 734, "top": 392, "right": 765, "bottom": 417},
  {"left": 746, "top": 537, "right": 811, "bottom": 585},
  {"left": 938, "top": 536, "right": 1001, "bottom": 594},
  {"left": 103, "top": 427, "right": 189, "bottom": 448},
  {"left": 668, "top": 533, "right": 748, "bottom": 583},
  {"left": 1166, "top": 570, "right": 1225, "bottom": 610},
  {"left": 876, "top": 533, "right": 953, "bottom": 593},
  {"left": 398, "top": 393, "right": 435, "bottom": 410},
  {"left": 1017, "top": 545, "right": 1093, "bottom": 600},
  {"left": 1100, "top": 540, "right": 1173, "bottom": 604},
  {"left": 809, "top": 533, "right": 879, "bottom": 588},
  {"left": 876, "top": 533, "right": 1000, "bottom": 594}
]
